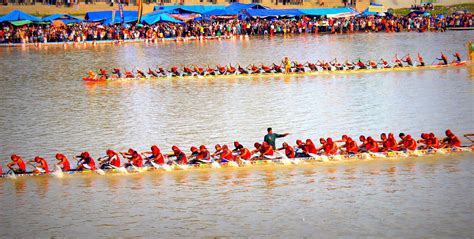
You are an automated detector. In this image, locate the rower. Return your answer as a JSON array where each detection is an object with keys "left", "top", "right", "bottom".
[
  {"left": 250, "top": 142, "right": 262, "bottom": 157},
  {"left": 304, "top": 139, "right": 318, "bottom": 155},
  {"left": 379, "top": 133, "right": 391, "bottom": 152},
  {"left": 88, "top": 70, "right": 97, "bottom": 79},
  {"left": 219, "top": 145, "right": 234, "bottom": 163},
  {"left": 211, "top": 144, "right": 223, "bottom": 158},
  {"left": 7, "top": 154, "right": 27, "bottom": 174},
  {"left": 416, "top": 53, "right": 425, "bottom": 66},
  {"left": 55, "top": 153, "right": 71, "bottom": 171},
  {"left": 393, "top": 55, "right": 403, "bottom": 67},
  {"left": 272, "top": 63, "right": 283, "bottom": 73},
  {"left": 342, "top": 137, "right": 359, "bottom": 154},
  {"left": 365, "top": 137, "right": 379, "bottom": 152},
  {"left": 112, "top": 68, "right": 122, "bottom": 78},
  {"left": 358, "top": 135, "right": 368, "bottom": 151},
  {"left": 237, "top": 64, "right": 249, "bottom": 74},
  {"left": 278, "top": 142, "right": 295, "bottom": 158},
  {"left": 294, "top": 139, "right": 309, "bottom": 157},
  {"left": 236, "top": 147, "right": 252, "bottom": 162},
  {"left": 195, "top": 145, "right": 211, "bottom": 163},
  {"left": 400, "top": 135, "right": 417, "bottom": 151},
  {"left": 259, "top": 141, "right": 274, "bottom": 159},
  {"left": 124, "top": 150, "right": 143, "bottom": 168},
  {"left": 232, "top": 141, "right": 244, "bottom": 152},
  {"left": 227, "top": 64, "right": 237, "bottom": 74},
  {"left": 248, "top": 64, "right": 260, "bottom": 74},
  {"left": 136, "top": 69, "right": 147, "bottom": 78},
  {"left": 143, "top": 145, "right": 165, "bottom": 165},
  {"left": 125, "top": 70, "right": 135, "bottom": 78},
  {"left": 293, "top": 61, "right": 305, "bottom": 73},
  {"left": 190, "top": 146, "right": 199, "bottom": 158},
  {"left": 417, "top": 133, "right": 430, "bottom": 149},
  {"left": 98, "top": 69, "right": 109, "bottom": 79},
  {"left": 368, "top": 60, "right": 377, "bottom": 69},
  {"left": 206, "top": 65, "right": 216, "bottom": 76},
  {"left": 260, "top": 63, "right": 272, "bottom": 73},
  {"left": 306, "top": 62, "right": 318, "bottom": 71},
  {"left": 378, "top": 58, "right": 390, "bottom": 68},
  {"left": 453, "top": 52, "right": 462, "bottom": 63},
  {"left": 264, "top": 127, "right": 289, "bottom": 150},
  {"left": 357, "top": 59, "right": 367, "bottom": 69},
  {"left": 427, "top": 133, "right": 440, "bottom": 149},
  {"left": 28, "top": 156, "right": 49, "bottom": 174},
  {"left": 442, "top": 129, "right": 461, "bottom": 148},
  {"left": 169, "top": 146, "right": 188, "bottom": 165},
  {"left": 398, "top": 133, "right": 406, "bottom": 146},
  {"left": 76, "top": 152, "right": 96, "bottom": 171},
  {"left": 402, "top": 54, "right": 414, "bottom": 66},
  {"left": 148, "top": 68, "right": 159, "bottom": 77},
  {"left": 120, "top": 148, "right": 134, "bottom": 161},
  {"left": 437, "top": 52, "right": 448, "bottom": 65},
  {"left": 183, "top": 66, "right": 194, "bottom": 76},
  {"left": 387, "top": 133, "right": 398, "bottom": 151},
  {"left": 193, "top": 65, "right": 205, "bottom": 76},
  {"left": 100, "top": 149, "right": 121, "bottom": 169},
  {"left": 345, "top": 60, "right": 355, "bottom": 70},
  {"left": 315, "top": 138, "right": 326, "bottom": 153},
  {"left": 216, "top": 64, "right": 226, "bottom": 75},
  {"left": 170, "top": 66, "right": 180, "bottom": 77},
  {"left": 321, "top": 138, "right": 338, "bottom": 155}
]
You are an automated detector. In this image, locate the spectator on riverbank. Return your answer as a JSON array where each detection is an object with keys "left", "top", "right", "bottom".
[{"left": 0, "top": 12, "right": 471, "bottom": 44}]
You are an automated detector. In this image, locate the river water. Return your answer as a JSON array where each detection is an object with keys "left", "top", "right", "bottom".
[{"left": 0, "top": 31, "right": 473, "bottom": 237}]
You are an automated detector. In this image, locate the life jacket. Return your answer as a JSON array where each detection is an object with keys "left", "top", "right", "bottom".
[
  {"left": 285, "top": 147, "right": 295, "bottom": 158},
  {"left": 239, "top": 148, "right": 251, "bottom": 160}
]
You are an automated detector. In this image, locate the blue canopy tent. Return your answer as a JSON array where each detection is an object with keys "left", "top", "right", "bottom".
[
  {"left": 113, "top": 10, "right": 138, "bottom": 24},
  {"left": 299, "top": 8, "right": 357, "bottom": 17},
  {"left": 226, "top": 3, "right": 269, "bottom": 12},
  {"left": 0, "top": 10, "right": 42, "bottom": 23},
  {"left": 85, "top": 11, "right": 113, "bottom": 25},
  {"left": 153, "top": 5, "right": 225, "bottom": 14},
  {"left": 42, "top": 14, "right": 83, "bottom": 24},
  {"left": 141, "top": 12, "right": 185, "bottom": 25},
  {"left": 243, "top": 9, "right": 303, "bottom": 19},
  {"left": 204, "top": 9, "right": 239, "bottom": 17}
]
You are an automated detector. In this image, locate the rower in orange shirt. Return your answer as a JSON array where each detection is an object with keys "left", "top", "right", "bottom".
[
  {"left": 55, "top": 153, "right": 71, "bottom": 171},
  {"left": 28, "top": 156, "right": 49, "bottom": 174}
]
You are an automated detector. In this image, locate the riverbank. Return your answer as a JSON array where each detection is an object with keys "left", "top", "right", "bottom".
[{"left": 392, "top": 3, "right": 474, "bottom": 16}]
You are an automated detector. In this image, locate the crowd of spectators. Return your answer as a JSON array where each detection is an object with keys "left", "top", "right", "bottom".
[{"left": 0, "top": 13, "right": 472, "bottom": 44}]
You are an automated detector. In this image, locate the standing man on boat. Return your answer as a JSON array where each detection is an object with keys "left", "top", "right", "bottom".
[{"left": 264, "top": 127, "right": 289, "bottom": 150}]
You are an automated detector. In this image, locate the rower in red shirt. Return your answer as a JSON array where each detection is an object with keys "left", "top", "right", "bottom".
[
  {"left": 170, "top": 146, "right": 188, "bottom": 165},
  {"left": 129, "top": 151, "right": 143, "bottom": 167},
  {"left": 7, "top": 154, "right": 27, "bottom": 173},
  {"left": 219, "top": 145, "right": 234, "bottom": 162},
  {"left": 453, "top": 52, "right": 461, "bottom": 63},
  {"left": 143, "top": 145, "right": 165, "bottom": 165},
  {"left": 55, "top": 153, "right": 71, "bottom": 171},
  {"left": 100, "top": 149, "right": 121, "bottom": 169},
  {"left": 442, "top": 129, "right": 462, "bottom": 148},
  {"left": 259, "top": 141, "right": 274, "bottom": 159},
  {"left": 358, "top": 135, "right": 368, "bottom": 151},
  {"left": 251, "top": 142, "right": 262, "bottom": 155},
  {"left": 400, "top": 135, "right": 417, "bottom": 150},
  {"left": 427, "top": 133, "right": 440, "bottom": 149},
  {"left": 322, "top": 138, "right": 338, "bottom": 155},
  {"left": 196, "top": 145, "right": 211, "bottom": 162},
  {"left": 76, "top": 152, "right": 96, "bottom": 171},
  {"left": 343, "top": 137, "right": 359, "bottom": 154},
  {"left": 278, "top": 142, "right": 295, "bottom": 158},
  {"left": 28, "top": 156, "right": 49, "bottom": 174},
  {"left": 387, "top": 133, "right": 398, "bottom": 151},
  {"left": 365, "top": 137, "right": 379, "bottom": 152},
  {"left": 238, "top": 147, "right": 252, "bottom": 161},
  {"left": 402, "top": 54, "right": 413, "bottom": 66},
  {"left": 380, "top": 133, "right": 390, "bottom": 152},
  {"left": 437, "top": 52, "right": 448, "bottom": 65},
  {"left": 416, "top": 53, "right": 425, "bottom": 66},
  {"left": 211, "top": 144, "right": 223, "bottom": 158},
  {"left": 304, "top": 139, "right": 317, "bottom": 155},
  {"left": 417, "top": 133, "right": 430, "bottom": 149}
]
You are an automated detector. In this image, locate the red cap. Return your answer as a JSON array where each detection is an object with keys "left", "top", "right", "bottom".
[
  {"left": 296, "top": 139, "right": 303, "bottom": 145},
  {"left": 327, "top": 137, "right": 333, "bottom": 143},
  {"left": 56, "top": 153, "right": 65, "bottom": 159},
  {"left": 199, "top": 145, "right": 207, "bottom": 151},
  {"left": 11, "top": 154, "right": 18, "bottom": 161},
  {"left": 234, "top": 141, "right": 240, "bottom": 147},
  {"left": 190, "top": 146, "right": 198, "bottom": 152},
  {"left": 254, "top": 142, "right": 261, "bottom": 148},
  {"left": 34, "top": 156, "right": 42, "bottom": 162},
  {"left": 172, "top": 145, "right": 179, "bottom": 151},
  {"left": 106, "top": 149, "right": 114, "bottom": 156},
  {"left": 151, "top": 145, "right": 160, "bottom": 154}
]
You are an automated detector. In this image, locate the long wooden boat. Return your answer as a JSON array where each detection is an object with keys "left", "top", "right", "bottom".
[
  {"left": 2, "top": 146, "right": 472, "bottom": 179},
  {"left": 82, "top": 61, "right": 472, "bottom": 83}
]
